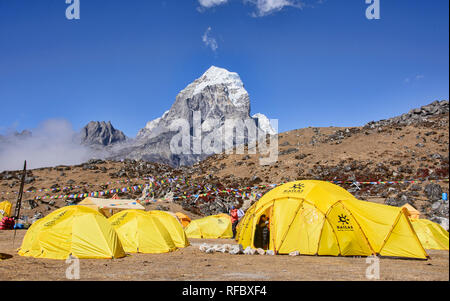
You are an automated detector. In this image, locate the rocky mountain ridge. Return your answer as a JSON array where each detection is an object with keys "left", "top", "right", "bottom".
[
  {"left": 106, "top": 66, "right": 276, "bottom": 166},
  {"left": 80, "top": 121, "right": 127, "bottom": 147}
]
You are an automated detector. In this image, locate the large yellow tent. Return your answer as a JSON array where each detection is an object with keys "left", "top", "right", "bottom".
[
  {"left": 18, "top": 206, "right": 126, "bottom": 260},
  {"left": 410, "top": 219, "right": 449, "bottom": 250},
  {"left": 147, "top": 210, "right": 190, "bottom": 248},
  {"left": 78, "top": 197, "right": 145, "bottom": 218},
  {"left": 237, "top": 180, "right": 428, "bottom": 259},
  {"left": 108, "top": 210, "right": 178, "bottom": 253},
  {"left": 184, "top": 214, "right": 233, "bottom": 239},
  {"left": 0, "top": 201, "right": 12, "bottom": 218},
  {"left": 175, "top": 212, "right": 192, "bottom": 228}
]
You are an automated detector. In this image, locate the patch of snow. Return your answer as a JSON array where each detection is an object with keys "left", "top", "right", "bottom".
[
  {"left": 252, "top": 113, "right": 277, "bottom": 135},
  {"left": 192, "top": 66, "right": 249, "bottom": 107}
]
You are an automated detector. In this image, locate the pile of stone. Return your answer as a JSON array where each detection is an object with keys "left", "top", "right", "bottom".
[
  {"left": 198, "top": 243, "right": 276, "bottom": 256},
  {"left": 107, "top": 159, "right": 174, "bottom": 179},
  {"left": 198, "top": 243, "right": 244, "bottom": 255},
  {"left": 0, "top": 170, "right": 35, "bottom": 184},
  {"left": 323, "top": 128, "right": 361, "bottom": 145},
  {"left": 364, "top": 100, "right": 449, "bottom": 129}
]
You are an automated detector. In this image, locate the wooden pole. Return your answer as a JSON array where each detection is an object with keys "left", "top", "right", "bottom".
[{"left": 12, "top": 160, "right": 27, "bottom": 248}]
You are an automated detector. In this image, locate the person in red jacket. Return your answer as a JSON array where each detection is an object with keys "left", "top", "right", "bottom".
[{"left": 230, "top": 206, "right": 239, "bottom": 238}]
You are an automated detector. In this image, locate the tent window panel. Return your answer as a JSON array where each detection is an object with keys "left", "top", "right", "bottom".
[
  {"left": 379, "top": 213, "right": 428, "bottom": 259},
  {"left": 238, "top": 205, "right": 256, "bottom": 247},
  {"left": 278, "top": 202, "right": 324, "bottom": 255},
  {"left": 326, "top": 203, "right": 373, "bottom": 256},
  {"left": 318, "top": 219, "right": 340, "bottom": 256},
  {"left": 297, "top": 204, "right": 325, "bottom": 255},
  {"left": 412, "top": 220, "right": 449, "bottom": 250},
  {"left": 269, "top": 199, "right": 303, "bottom": 252}
]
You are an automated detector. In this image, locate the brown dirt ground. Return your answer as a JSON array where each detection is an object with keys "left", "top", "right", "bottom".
[{"left": 0, "top": 231, "right": 448, "bottom": 281}]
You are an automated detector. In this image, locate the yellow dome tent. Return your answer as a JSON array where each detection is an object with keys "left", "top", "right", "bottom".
[
  {"left": 410, "top": 219, "right": 449, "bottom": 250},
  {"left": 184, "top": 214, "right": 233, "bottom": 239},
  {"left": 18, "top": 206, "right": 126, "bottom": 260},
  {"left": 175, "top": 212, "right": 192, "bottom": 228},
  {"left": 237, "top": 180, "right": 428, "bottom": 259},
  {"left": 147, "top": 210, "right": 190, "bottom": 248},
  {"left": 0, "top": 201, "right": 12, "bottom": 218},
  {"left": 108, "top": 210, "right": 178, "bottom": 254}
]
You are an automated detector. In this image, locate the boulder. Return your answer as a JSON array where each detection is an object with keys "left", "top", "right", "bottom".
[{"left": 424, "top": 184, "right": 443, "bottom": 201}]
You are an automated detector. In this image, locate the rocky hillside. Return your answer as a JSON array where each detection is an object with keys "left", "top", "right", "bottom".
[
  {"left": 188, "top": 99, "right": 449, "bottom": 227},
  {"left": 0, "top": 100, "right": 448, "bottom": 229}
]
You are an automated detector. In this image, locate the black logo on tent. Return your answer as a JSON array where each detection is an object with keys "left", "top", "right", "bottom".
[
  {"left": 338, "top": 214, "right": 350, "bottom": 225},
  {"left": 284, "top": 183, "right": 305, "bottom": 193},
  {"left": 111, "top": 212, "right": 128, "bottom": 226},
  {"left": 291, "top": 184, "right": 304, "bottom": 190},
  {"left": 337, "top": 214, "right": 354, "bottom": 231},
  {"left": 44, "top": 210, "right": 67, "bottom": 228}
]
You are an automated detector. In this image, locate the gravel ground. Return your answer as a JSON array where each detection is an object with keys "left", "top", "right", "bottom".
[{"left": 0, "top": 231, "right": 448, "bottom": 281}]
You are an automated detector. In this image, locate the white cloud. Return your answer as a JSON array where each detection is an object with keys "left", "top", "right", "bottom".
[
  {"left": 198, "top": 0, "right": 313, "bottom": 17},
  {"left": 198, "top": 0, "right": 229, "bottom": 9},
  {"left": 245, "top": 0, "right": 305, "bottom": 17},
  {"left": 202, "top": 27, "right": 219, "bottom": 52},
  {"left": 415, "top": 74, "right": 425, "bottom": 80},
  {"left": 0, "top": 119, "right": 98, "bottom": 171},
  {"left": 404, "top": 74, "right": 425, "bottom": 84}
]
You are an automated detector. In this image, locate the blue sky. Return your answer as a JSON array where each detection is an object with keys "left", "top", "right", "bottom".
[{"left": 0, "top": 0, "right": 448, "bottom": 137}]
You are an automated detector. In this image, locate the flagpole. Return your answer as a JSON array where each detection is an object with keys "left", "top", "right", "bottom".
[{"left": 12, "top": 160, "right": 27, "bottom": 248}]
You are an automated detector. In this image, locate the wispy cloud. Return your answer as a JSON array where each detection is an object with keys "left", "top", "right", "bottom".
[
  {"left": 198, "top": 0, "right": 319, "bottom": 17},
  {"left": 245, "top": 0, "right": 305, "bottom": 17},
  {"left": 404, "top": 74, "right": 425, "bottom": 84},
  {"left": 198, "top": 0, "right": 229, "bottom": 9},
  {"left": 202, "top": 27, "right": 219, "bottom": 52}
]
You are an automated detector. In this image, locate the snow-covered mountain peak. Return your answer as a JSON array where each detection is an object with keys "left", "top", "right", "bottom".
[{"left": 189, "top": 66, "right": 249, "bottom": 107}]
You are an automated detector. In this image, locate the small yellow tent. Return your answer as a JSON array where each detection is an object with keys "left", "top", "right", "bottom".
[
  {"left": 410, "top": 219, "right": 449, "bottom": 250},
  {"left": 237, "top": 180, "right": 428, "bottom": 259},
  {"left": 78, "top": 197, "right": 145, "bottom": 218},
  {"left": 108, "top": 210, "right": 178, "bottom": 254},
  {"left": 402, "top": 203, "right": 422, "bottom": 219},
  {"left": 0, "top": 201, "right": 12, "bottom": 218},
  {"left": 147, "top": 211, "right": 190, "bottom": 248},
  {"left": 18, "top": 206, "right": 125, "bottom": 260},
  {"left": 184, "top": 214, "right": 233, "bottom": 239},
  {"left": 175, "top": 212, "right": 192, "bottom": 228}
]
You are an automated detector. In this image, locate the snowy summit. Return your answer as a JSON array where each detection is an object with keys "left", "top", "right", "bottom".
[{"left": 189, "top": 66, "right": 249, "bottom": 107}]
